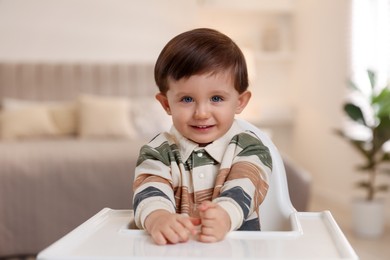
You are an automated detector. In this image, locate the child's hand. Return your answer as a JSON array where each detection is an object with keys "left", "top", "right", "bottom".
[
  {"left": 144, "top": 209, "right": 200, "bottom": 245},
  {"left": 197, "top": 201, "right": 231, "bottom": 243}
]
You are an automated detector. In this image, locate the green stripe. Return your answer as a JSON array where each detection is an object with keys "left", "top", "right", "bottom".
[
  {"left": 231, "top": 133, "right": 273, "bottom": 170},
  {"left": 185, "top": 149, "right": 218, "bottom": 171},
  {"left": 136, "top": 142, "right": 181, "bottom": 167}
]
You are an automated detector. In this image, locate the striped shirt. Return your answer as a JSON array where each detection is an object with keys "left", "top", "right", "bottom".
[{"left": 133, "top": 120, "right": 272, "bottom": 231}]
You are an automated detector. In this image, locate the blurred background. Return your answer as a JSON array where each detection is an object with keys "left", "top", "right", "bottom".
[{"left": 0, "top": 0, "right": 389, "bottom": 259}]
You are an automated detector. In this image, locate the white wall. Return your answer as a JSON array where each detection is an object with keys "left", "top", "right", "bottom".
[
  {"left": 0, "top": 0, "right": 197, "bottom": 62},
  {"left": 291, "top": 0, "right": 390, "bottom": 223},
  {"left": 0, "top": 0, "right": 389, "bottom": 223},
  {"left": 290, "top": 0, "right": 353, "bottom": 203}
]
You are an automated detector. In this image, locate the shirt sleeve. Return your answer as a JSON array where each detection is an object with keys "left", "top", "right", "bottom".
[
  {"left": 213, "top": 131, "right": 272, "bottom": 230},
  {"left": 132, "top": 138, "right": 176, "bottom": 229}
]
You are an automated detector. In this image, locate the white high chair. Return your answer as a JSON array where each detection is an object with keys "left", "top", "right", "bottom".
[
  {"left": 37, "top": 119, "right": 358, "bottom": 260},
  {"left": 236, "top": 118, "right": 297, "bottom": 232}
]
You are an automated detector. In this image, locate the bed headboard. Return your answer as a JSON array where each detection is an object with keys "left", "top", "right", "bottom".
[{"left": 0, "top": 62, "right": 157, "bottom": 101}]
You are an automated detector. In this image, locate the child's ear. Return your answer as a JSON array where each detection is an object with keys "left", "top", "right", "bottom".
[
  {"left": 155, "top": 93, "right": 171, "bottom": 115},
  {"left": 235, "top": 91, "right": 251, "bottom": 114}
]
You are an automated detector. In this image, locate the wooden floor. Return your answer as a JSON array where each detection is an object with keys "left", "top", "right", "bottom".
[{"left": 309, "top": 192, "right": 390, "bottom": 260}]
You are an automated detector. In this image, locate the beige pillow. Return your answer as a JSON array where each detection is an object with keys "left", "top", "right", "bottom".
[
  {"left": 2, "top": 98, "right": 77, "bottom": 135},
  {"left": 0, "top": 109, "right": 2, "bottom": 137},
  {"left": 78, "top": 95, "right": 137, "bottom": 139},
  {"left": 0, "top": 106, "right": 59, "bottom": 140},
  {"left": 49, "top": 103, "right": 77, "bottom": 135},
  {"left": 2, "top": 98, "right": 37, "bottom": 110}
]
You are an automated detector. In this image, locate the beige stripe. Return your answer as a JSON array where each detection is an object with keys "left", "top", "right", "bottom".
[
  {"left": 212, "top": 168, "right": 230, "bottom": 199},
  {"left": 133, "top": 174, "right": 172, "bottom": 191},
  {"left": 174, "top": 186, "right": 191, "bottom": 215},
  {"left": 227, "top": 162, "right": 269, "bottom": 209},
  {"left": 174, "top": 187, "right": 215, "bottom": 217},
  {"left": 195, "top": 188, "right": 214, "bottom": 203}
]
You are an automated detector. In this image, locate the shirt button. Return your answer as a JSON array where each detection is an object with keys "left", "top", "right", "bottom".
[
  {"left": 197, "top": 152, "right": 203, "bottom": 157},
  {"left": 199, "top": 173, "right": 205, "bottom": 179}
]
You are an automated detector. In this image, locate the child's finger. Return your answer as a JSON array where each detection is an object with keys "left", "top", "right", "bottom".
[
  {"left": 152, "top": 232, "right": 168, "bottom": 245},
  {"left": 177, "top": 217, "right": 199, "bottom": 235},
  {"left": 189, "top": 217, "right": 201, "bottom": 226},
  {"left": 198, "top": 233, "right": 217, "bottom": 243},
  {"left": 197, "top": 200, "right": 215, "bottom": 211},
  {"left": 172, "top": 223, "right": 191, "bottom": 243}
]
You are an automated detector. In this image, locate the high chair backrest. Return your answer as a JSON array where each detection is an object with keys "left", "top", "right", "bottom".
[{"left": 236, "top": 118, "right": 296, "bottom": 231}]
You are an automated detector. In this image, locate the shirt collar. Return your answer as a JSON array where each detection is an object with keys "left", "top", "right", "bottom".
[{"left": 169, "top": 120, "right": 244, "bottom": 163}]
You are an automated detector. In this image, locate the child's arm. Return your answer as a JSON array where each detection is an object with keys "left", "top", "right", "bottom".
[
  {"left": 134, "top": 170, "right": 200, "bottom": 245},
  {"left": 211, "top": 132, "right": 272, "bottom": 232},
  {"left": 133, "top": 138, "right": 201, "bottom": 245},
  {"left": 196, "top": 163, "right": 268, "bottom": 243}
]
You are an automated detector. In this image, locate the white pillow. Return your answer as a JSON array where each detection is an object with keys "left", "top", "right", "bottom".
[
  {"left": 131, "top": 97, "right": 172, "bottom": 139},
  {"left": 0, "top": 106, "right": 59, "bottom": 140},
  {"left": 78, "top": 95, "right": 137, "bottom": 139},
  {"left": 2, "top": 98, "right": 77, "bottom": 135},
  {"left": 2, "top": 98, "right": 37, "bottom": 110}
]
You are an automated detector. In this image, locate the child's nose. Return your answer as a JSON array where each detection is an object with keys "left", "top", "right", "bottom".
[{"left": 194, "top": 103, "right": 210, "bottom": 119}]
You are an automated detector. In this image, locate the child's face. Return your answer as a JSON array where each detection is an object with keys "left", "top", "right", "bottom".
[{"left": 156, "top": 71, "right": 251, "bottom": 145}]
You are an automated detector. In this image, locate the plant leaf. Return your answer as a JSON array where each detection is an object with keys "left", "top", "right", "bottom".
[
  {"left": 382, "top": 152, "right": 390, "bottom": 161},
  {"left": 348, "top": 79, "right": 361, "bottom": 92},
  {"left": 367, "top": 70, "right": 376, "bottom": 91},
  {"left": 372, "top": 86, "right": 390, "bottom": 103},
  {"left": 372, "top": 87, "right": 390, "bottom": 117},
  {"left": 348, "top": 139, "right": 371, "bottom": 160},
  {"left": 373, "top": 116, "right": 390, "bottom": 152},
  {"left": 344, "top": 103, "right": 367, "bottom": 126},
  {"left": 378, "top": 104, "right": 390, "bottom": 118}
]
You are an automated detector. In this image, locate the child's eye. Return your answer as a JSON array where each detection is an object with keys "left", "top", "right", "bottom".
[
  {"left": 211, "top": 96, "right": 223, "bottom": 102},
  {"left": 181, "top": 96, "right": 193, "bottom": 103}
]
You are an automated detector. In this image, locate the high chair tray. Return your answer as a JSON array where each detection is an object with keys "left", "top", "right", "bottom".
[{"left": 37, "top": 208, "right": 358, "bottom": 259}]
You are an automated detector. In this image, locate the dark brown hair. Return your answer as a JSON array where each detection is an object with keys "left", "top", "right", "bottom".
[{"left": 154, "top": 28, "right": 248, "bottom": 94}]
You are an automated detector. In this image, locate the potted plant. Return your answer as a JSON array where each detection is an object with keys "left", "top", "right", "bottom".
[{"left": 336, "top": 70, "right": 390, "bottom": 238}]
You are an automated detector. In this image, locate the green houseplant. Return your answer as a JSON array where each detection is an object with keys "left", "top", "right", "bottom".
[{"left": 336, "top": 70, "right": 390, "bottom": 237}]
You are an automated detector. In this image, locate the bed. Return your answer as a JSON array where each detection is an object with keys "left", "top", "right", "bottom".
[{"left": 0, "top": 62, "right": 311, "bottom": 258}]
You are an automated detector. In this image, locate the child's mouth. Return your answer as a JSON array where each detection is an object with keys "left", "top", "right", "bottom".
[{"left": 192, "top": 125, "right": 213, "bottom": 130}]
